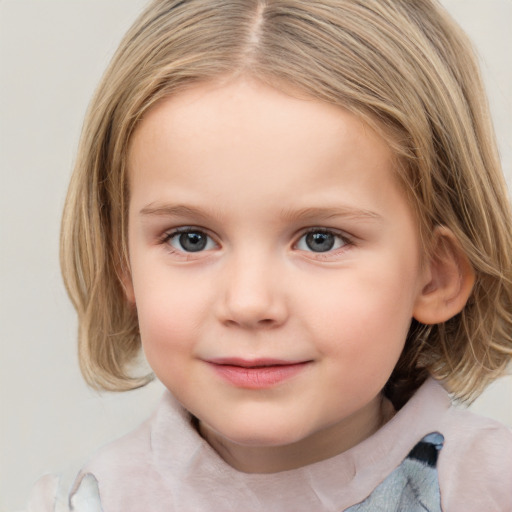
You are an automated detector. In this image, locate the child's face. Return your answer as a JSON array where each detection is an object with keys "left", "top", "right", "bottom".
[{"left": 126, "top": 78, "right": 430, "bottom": 471}]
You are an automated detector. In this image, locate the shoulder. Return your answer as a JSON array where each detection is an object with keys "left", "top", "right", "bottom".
[
  {"left": 27, "top": 474, "right": 58, "bottom": 512},
  {"left": 81, "top": 414, "right": 154, "bottom": 476},
  {"left": 26, "top": 411, "right": 157, "bottom": 512},
  {"left": 76, "top": 414, "right": 160, "bottom": 507},
  {"left": 71, "top": 394, "right": 186, "bottom": 512},
  {"left": 438, "top": 406, "right": 512, "bottom": 511},
  {"left": 28, "top": 472, "right": 103, "bottom": 512}
]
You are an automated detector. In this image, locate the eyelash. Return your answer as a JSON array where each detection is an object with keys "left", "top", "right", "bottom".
[
  {"left": 160, "top": 227, "right": 217, "bottom": 256},
  {"left": 295, "top": 228, "right": 352, "bottom": 256},
  {"left": 159, "top": 227, "right": 353, "bottom": 257}
]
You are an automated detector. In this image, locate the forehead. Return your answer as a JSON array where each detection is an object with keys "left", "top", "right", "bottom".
[
  {"left": 129, "top": 78, "right": 394, "bottom": 171},
  {"left": 127, "top": 78, "right": 412, "bottom": 226},
  {"left": 130, "top": 78, "right": 373, "bottom": 155}
]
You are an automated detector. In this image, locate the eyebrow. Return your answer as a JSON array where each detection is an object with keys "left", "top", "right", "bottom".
[
  {"left": 279, "top": 206, "right": 382, "bottom": 223},
  {"left": 139, "top": 203, "right": 216, "bottom": 221},
  {"left": 140, "top": 203, "right": 381, "bottom": 223}
]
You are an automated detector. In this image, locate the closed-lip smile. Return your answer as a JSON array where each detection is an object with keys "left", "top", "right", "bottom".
[{"left": 205, "top": 358, "right": 312, "bottom": 389}]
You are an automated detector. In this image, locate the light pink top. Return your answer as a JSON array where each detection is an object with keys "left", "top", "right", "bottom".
[{"left": 28, "top": 378, "right": 512, "bottom": 511}]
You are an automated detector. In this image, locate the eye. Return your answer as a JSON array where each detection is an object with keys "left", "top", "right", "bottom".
[
  {"left": 296, "top": 229, "right": 348, "bottom": 253},
  {"left": 166, "top": 229, "right": 216, "bottom": 253}
]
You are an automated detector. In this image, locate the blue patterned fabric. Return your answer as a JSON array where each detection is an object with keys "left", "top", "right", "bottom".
[{"left": 346, "top": 432, "right": 445, "bottom": 511}]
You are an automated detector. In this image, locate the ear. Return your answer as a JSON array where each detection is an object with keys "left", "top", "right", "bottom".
[{"left": 413, "top": 226, "right": 475, "bottom": 325}]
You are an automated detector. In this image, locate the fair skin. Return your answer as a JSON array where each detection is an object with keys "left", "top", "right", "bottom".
[{"left": 124, "top": 78, "right": 472, "bottom": 473}]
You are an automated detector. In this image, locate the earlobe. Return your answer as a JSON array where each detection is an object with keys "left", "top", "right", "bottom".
[{"left": 413, "top": 226, "right": 475, "bottom": 325}]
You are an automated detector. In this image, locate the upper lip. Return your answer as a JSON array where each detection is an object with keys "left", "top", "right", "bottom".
[{"left": 206, "top": 358, "right": 310, "bottom": 368}]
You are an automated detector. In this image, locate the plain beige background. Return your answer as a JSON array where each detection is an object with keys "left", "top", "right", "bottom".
[{"left": 1, "top": 1, "right": 511, "bottom": 510}]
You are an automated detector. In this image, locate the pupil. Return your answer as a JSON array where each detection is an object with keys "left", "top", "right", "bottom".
[
  {"left": 306, "top": 232, "right": 334, "bottom": 252},
  {"left": 180, "top": 232, "right": 207, "bottom": 252}
]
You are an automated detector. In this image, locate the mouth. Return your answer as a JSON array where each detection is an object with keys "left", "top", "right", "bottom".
[{"left": 205, "top": 358, "right": 312, "bottom": 389}]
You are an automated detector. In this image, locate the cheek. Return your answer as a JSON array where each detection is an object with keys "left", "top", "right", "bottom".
[
  {"left": 313, "top": 291, "right": 410, "bottom": 409},
  {"left": 133, "top": 276, "right": 209, "bottom": 365},
  {"left": 310, "top": 276, "right": 413, "bottom": 342},
  {"left": 303, "top": 261, "right": 417, "bottom": 375}
]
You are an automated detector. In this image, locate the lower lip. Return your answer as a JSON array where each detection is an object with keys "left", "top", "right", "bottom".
[{"left": 209, "top": 362, "right": 310, "bottom": 389}]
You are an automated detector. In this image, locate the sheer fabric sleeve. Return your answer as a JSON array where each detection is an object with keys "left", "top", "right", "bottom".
[{"left": 27, "top": 474, "right": 58, "bottom": 512}]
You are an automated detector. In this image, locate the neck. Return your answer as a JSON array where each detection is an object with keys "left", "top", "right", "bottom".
[{"left": 199, "top": 393, "right": 395, "bottom": 474}]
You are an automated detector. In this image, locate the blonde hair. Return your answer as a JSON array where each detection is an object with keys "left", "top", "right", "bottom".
[{"left": 61, "top": 0, "right": 512, "bottom": 404}]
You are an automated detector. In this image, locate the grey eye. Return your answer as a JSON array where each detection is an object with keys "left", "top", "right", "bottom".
[
  {"left": 296, "top": 230, "right": 346, "bottom": 253},
  {"left": 169, "top": 231, "right": 215, "bottom": 252}
]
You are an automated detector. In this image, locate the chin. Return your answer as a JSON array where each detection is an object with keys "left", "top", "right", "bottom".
[{"left": 210, "top": 418, "right": 311, "bottom": 448}]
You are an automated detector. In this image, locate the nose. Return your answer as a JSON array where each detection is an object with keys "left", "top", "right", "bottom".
[{"left": 216, "top": 252, "right": 289, "bottom": 329}]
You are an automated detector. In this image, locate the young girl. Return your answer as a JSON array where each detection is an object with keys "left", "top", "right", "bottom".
[{"left": 29, "top": 0, "right": 512, "bottom": 510}]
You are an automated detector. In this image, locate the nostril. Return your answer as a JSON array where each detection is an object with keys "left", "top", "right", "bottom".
[
  {"left": 254, "top": 318, "right": 281, "bottom": 329},
  {"left": 223, "top": 317, "right": 279, "bottom": 329}
]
